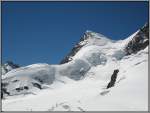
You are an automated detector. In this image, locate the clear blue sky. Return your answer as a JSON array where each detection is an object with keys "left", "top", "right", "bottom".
[{"left": 2, "top": 1, "right": 148, "bottom": 66}]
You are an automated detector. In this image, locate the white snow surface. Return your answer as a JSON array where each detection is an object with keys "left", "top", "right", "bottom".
[{"left": 2, "top": 30, "right": 148, "bottom": 111}]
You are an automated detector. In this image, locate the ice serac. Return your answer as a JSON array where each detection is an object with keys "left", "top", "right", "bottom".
[
  {"left": 124, "top": 23, "right": 149, "bottom": 55},
  {"left": 2, "top": 63, "right": 55, "bottom": 98},
  {"left": 60, "top": 30, "right": 112, "bottom": 64}
]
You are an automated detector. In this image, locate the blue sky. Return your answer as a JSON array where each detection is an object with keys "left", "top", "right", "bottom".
[{"left": 2, "top": 1, "right": 148, "bottom": 66}]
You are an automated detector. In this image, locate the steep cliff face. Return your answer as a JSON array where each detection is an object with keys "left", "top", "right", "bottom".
[{"left": 125, "top": 23, "right": 149, "bottom": 55}]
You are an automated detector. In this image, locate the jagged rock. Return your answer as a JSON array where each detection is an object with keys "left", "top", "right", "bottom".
[
  {"left": 32, "top": 82, "right": 42, "bottom": 89},
  {"left": 60, "top": 32, "right": 89, "bottom": 64},
  {"left": 1, "top": 61, "right": 20, "bottom": 75},
  {"left": 1, "top": 83, "right": 10, "bottom": 99},
  {"left": 107, "top": 69, "right": 119, "bottom": 89},
  {"left": 125, "top": 23, "right": 149, "bottom": 55}
]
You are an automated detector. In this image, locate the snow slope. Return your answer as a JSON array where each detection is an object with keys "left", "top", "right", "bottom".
[
  {"left": 2, "top": 47, "right": 148, "bottom": 111},
  {"left": 2, "top": 24, "right": 149, "bottom": 111}
]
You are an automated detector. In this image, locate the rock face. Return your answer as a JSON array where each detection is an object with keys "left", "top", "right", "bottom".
[
  {"left": 107, "top": 69, "right": 119, "bottom": 89},
  {"left": 1, "top": 61, "right": 20, "bottom": 75},
  {"left": 125, "top": 23, "right": 149, "bottom": 55}
]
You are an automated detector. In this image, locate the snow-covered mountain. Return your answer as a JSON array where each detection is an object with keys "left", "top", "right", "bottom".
[
  {"left": 2, "top": 23, "right": 149, "bottom": 111},
  {"left": 60, "top": 30, "right": 113, "bottom": 64},
  {"left": 1, "top": 61, "right": 20, "bottom": 75},
  {"left": 60, "top": 23, "right": 149, "bottom": 64}
]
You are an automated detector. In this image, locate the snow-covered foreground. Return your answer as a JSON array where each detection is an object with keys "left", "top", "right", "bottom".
[{"left": 2, "top": 47, "right": 148, "bottom": 111}]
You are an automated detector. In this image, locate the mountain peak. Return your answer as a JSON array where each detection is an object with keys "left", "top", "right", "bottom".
[
  {"left": 85, "top": 30, "right": 93, "bottom": 33},
  {"left": 83, "top": 30, "right": 112, "bottom": 42},
  {"left": 60, "top": 30, "right": 112, "bottom": 64},
  {"left": 85, "top": 30, "right": 105, "bottom": 38}
]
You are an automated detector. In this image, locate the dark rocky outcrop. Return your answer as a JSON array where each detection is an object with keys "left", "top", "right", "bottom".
[
  {"left": 1, "top": 83, "right": 10, "bottom": 99},
  {"left": 32, "top": 82, "right": 42, "bottom": 89},
  {"left": 1, "top": 61, "right": 20, "bottom": 75},
  {"left": 24, "top": 86, "right": 29, "bottom": 90},
  {"left": 5, "top": 61, "right": 20, "bottom": 69},
  {"left": 125, "top": 23, "right": 149, "bottom": 55},
  {"left": 60, "top": 32, "right": 92, "bottom": 64},
  {"left": 1, "top": 88, "right": 10, "bottom": 99},
  {"left": 15, "top": 87, "right": 24, "bottom": 92},
  {"left": 107, "top": 69, "right": 119, "bottom": 89}
]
